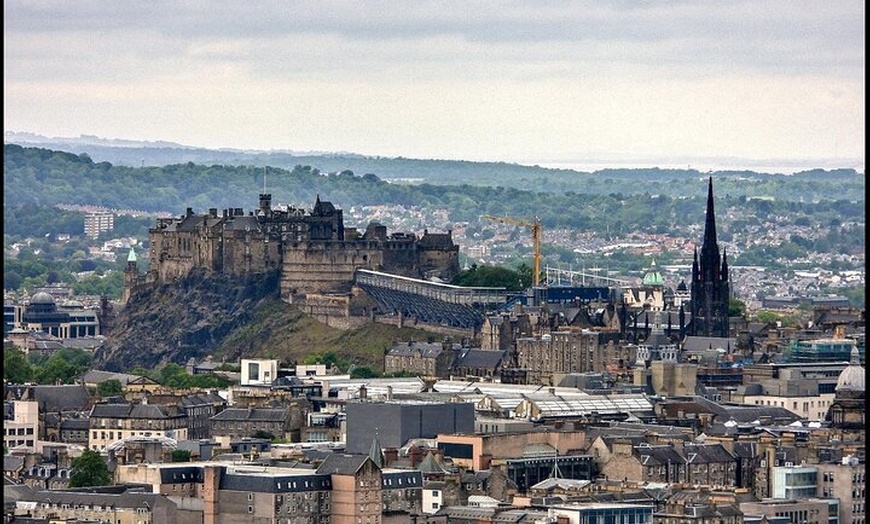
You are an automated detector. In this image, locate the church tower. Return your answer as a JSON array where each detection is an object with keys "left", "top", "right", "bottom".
[{"left": 690, "top": 177, "right": 731, "bottom": 337}]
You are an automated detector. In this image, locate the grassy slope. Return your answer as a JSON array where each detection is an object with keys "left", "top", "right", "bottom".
[{"left": 215, "top": 297, "right": 442, "bottom": 372}]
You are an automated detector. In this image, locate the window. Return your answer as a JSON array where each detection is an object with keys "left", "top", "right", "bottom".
[{"left": 248, "top": 505, "right": 254, "bottom": 513}]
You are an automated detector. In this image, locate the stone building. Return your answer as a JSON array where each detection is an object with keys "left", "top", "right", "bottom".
[
  {"left": 384, "top": 339, "right": 455, "bottom": 378},
  {"left": 114, "top": 458, "right": 424, "bottom": 524},
  {"left": 88, "top": 401, "right": 188, "bottom": 451},
  {"left": 816, "top": 458, "right": 866, "bottom": 524},
  {"left": 137, "top": 194, "right": 460, "bottom": 305},
  {"left": 10, "top": 487, "right": 178, "bottom": 524},
  {"left": 600, "top": 441, "right": 687, "bottom": 484},
  {"left": 826, "top": 344, "right": 865, "bottom": 435},
  {"left": 690, "top": 178, "right": 731, "bottom": 338},
  {"left": 515, "top": 329, "right": 625, "bottom": 385},
  {"left": 209, "top": 405, "right": 307, "bottom": 447}
]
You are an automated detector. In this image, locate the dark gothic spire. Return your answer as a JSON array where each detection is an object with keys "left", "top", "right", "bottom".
[
  {"left": 722, "top": 248, "right": 729, "bottom": 281},
  {"left": 692, "top": 247, "right": 699, "bottom": 281},
  {"left": 703, "top": 177, "right": 717, "bottom": 251}
]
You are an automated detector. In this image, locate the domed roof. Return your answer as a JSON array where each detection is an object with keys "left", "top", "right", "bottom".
[
  {"left": 642, "top": 259, "right": 664, "bottom": 287},
  {"left": 836, "top": 345, "right": 864, "bottom": 392},
  {"left": 30, "top": 291, "right": 55, "bottom": 305}
]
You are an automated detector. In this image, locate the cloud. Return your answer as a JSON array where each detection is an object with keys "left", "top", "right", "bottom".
[{"left": 3, "top": 1, "right": 864, "bottom": 166}]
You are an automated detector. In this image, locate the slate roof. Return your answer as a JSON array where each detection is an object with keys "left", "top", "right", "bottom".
[
  {"left": 210, "top": 408, "right": 286, "bottom": 422},
  {"left": 4, "top": 456, "right": 24, "bottom": 472},
  {"left": 31, "top": 385, "right": 92, "bottom": 412},
  {"left": 452, "top": 348, "right": 505, "bottom": 370},
  {"left": 634, "top": 445, "right": 686, "bottom": 466},
  {"left": 90, "top": 403, "right": 181, "bottom": 419},
  {"left": 21, "top": 488, "right": 173, "bottom": 510},
  {"left": 60, "top": 418, "right": 90, "bottom": 431},
  {"left": 386, "top": 341, "right": 444, "bottom": 358},
  {"left": 315, "top": 454, "right": 372, "bottom": 475},
  {"left": 178, "top": 393, "right": 226, "bottom": 408},
  {"left": 682, "top": 443, "right": 735, "bottom": 464},
  {"left": 417, "top": 451, "right": 451, "bottom": 474},
  {"left": 720, "top": 405, "right": 802, "bottom": 424}
]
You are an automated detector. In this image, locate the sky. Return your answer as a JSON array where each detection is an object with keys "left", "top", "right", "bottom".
[{"left": 4, "top": 1, "right": 865, "bottom": 173}]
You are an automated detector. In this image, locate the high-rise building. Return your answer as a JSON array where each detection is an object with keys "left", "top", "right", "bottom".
[
  {"left": 690, "top": 178, "right": 731, "bottom": 337},
  {"left": 84, "top": 211, "right": 114, "bottom": 239}
]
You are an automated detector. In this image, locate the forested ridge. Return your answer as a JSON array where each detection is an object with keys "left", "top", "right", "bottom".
[{"left": 3, "top": 144, "right": 865, "bottom": 236}]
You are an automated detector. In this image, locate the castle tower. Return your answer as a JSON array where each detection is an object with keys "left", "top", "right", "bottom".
[
  {"left": 123, "top": 247, "right": 139, "bottom": 303},
  {"left": 689, "top": 177, "right": 731, "bottom": 337}
]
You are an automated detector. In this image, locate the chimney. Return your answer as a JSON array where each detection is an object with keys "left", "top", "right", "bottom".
[
  {"left": 383, "top": 447, "right": 399, "bottom": 465},
  {"left": 203, "top": 465, "right": 223, "bottom": 524}
]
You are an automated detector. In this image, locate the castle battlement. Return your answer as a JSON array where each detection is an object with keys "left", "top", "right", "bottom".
[{"left": 128, "top": 195, "right": 460, "bottom": 304}]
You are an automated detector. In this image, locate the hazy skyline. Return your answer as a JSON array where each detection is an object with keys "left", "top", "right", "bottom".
[{"left": 4, "top": 1, "right": 864, "bottom": 173}]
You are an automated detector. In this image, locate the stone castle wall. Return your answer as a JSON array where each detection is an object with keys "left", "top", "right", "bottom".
[{"left": 139, "top": 197, "right": 460, "bottom": 313}]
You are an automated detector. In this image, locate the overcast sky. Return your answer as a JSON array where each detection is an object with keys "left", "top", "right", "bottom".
[{"left": 4, "top": 1, "right": 864, "bottom": 172}]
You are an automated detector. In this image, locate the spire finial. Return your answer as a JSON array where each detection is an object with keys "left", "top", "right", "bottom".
[
  {"left": 703, "top": 177, "right": 717, "bottom": 248},
  {"left": 850, "top": 344, "right": 860, "bottom": 365}
]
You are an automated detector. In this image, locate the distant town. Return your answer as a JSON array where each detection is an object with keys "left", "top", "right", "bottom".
[{"left": 3, "top": 176, "right": 865, "bottom": 524}]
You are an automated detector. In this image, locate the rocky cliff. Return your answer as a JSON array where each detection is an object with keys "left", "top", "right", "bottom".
[{"left": 95, "top": 267, "right": 438, "bottom": 371}]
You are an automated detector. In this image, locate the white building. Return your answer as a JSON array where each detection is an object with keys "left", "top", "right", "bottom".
[
  {"left": 241, "top": 359, "right": 278, "bottom": 386},
  {"left": 4, "top": 400, "right": 39, "bottom": 451}
]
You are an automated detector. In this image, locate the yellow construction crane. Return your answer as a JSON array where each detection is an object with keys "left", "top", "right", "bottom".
[{"left": 481, "top": 214, "right": 542, "bottom": 287}]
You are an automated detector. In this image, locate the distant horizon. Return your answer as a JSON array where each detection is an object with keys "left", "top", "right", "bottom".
[{"left": 4, "top": 130, "right": 864, "bottom": 176}]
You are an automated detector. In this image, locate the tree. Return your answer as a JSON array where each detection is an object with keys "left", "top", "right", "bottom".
[
  {"left": 252, "top": 430, "right": 275, "bottom": 440},
  {"left": 728, "top": 297, "right": 747, "bottom": 318},
  {"left": 4, "top": 348, "right": 33, "bottom": 383},
  {"left": 69, "top": 449, "right": 111, "bottom": 487},
  {"left": 754, "top": 310, "right": 781, "bottom": 324},
  {"left": 171, "top": 449, "right": 192, "bottom": 462},
  {"left": 350, "top": 366, "right": 378, "bottom": 379},
  {"left": 97, "top": 379, "right": 123, "bottom": 397}
]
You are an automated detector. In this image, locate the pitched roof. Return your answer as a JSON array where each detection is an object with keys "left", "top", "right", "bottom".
[
  {"left": 31, "top": 385, "right": 92, "bottom": 412},
  {"left": 315, "top": 454, "right": 373, "bottom": 475},
  {"left": 387, "top": 341, "right": 444, "bottom": 358},
  {"left": 209, "top": 408, "right": 286, "bottom": 422},
  {"left": 453, "top": 348, "right": 505, "bottom": 370},
  {"left": 635, "top": 445, "right": 686, "bottom": 466},
  {"left": 683, "top": 443, "right": 735, "bottom": 464}
]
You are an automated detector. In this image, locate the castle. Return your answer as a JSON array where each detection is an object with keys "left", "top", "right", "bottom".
[{"left": 125, "top": 194, "right": 460, "bottom": 304}]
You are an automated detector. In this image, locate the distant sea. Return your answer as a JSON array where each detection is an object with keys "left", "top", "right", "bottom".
[{"left": 529, "top": 158, "right": 864, "bottom": 175}]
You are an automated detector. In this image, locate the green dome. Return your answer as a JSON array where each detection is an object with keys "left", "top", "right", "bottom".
[{"left": 642, "top": 259, "right": 664, "bottom": 287}]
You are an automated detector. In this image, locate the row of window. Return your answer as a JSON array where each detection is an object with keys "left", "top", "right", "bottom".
[{"left": 4, "top": 427, "right": 34, "bottom": 436}]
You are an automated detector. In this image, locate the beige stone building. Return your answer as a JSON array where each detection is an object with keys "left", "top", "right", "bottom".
[
  {"left": 515, "top": 329, "right": 627, "bottom": 385},
  {"left": 383, "top": 339, "right": 455, "bottom": 378},
  {"left": 739, "top": 498, "right": 840, "bottom": 524},
  {"left": 816, "top": 459, "right": 866, "bottom": 524},
  {"left": 12, "top": 489, "right": 177, "bottom": 524},
  {"left": 88, "top": 402, "right": 188, "bottom": 451},
  {"left": 436, "top": 429, "right": 588, "bottom": 471},
  {"left": 114, "top": 457, "right": 423, "bottom": 524}
]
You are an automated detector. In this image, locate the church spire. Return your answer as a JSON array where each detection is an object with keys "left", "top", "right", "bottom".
[
  {"left": 369, "top": 433, "right": 384, "bottom": 468},
  {"left": 703, "top": 177, "right": 717, "bottom": 249}
]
